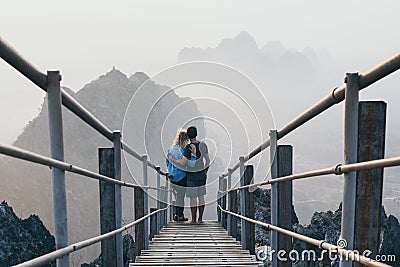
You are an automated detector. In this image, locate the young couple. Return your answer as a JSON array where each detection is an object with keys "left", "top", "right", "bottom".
[{"left": 166, "top": 126, "right": 210, "bottom": 223}]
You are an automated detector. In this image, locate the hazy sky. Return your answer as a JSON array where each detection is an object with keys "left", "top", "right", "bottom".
[{"left": 1, "top": 0, "right": 399, "bottom": 144}]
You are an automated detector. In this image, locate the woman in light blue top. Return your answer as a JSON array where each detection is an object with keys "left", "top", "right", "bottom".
[{"left": 166, "top": 129, "right": 196, "bottom": 221}]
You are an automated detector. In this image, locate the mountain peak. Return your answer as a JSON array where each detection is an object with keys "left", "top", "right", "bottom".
[
  {"left": 101, "top": 67, "right": 127, "bottom": 80},
  {"left": 217, "top": 31, "right": 259, "bottom": 52},
  {"left": 261, "top": 40, "right": 285, "bottom": 58},
  {"left": 235, "top": 31, "right": 256, "bottom": 43},
  {"left": 83, "top": 67, "right": 130, "bottom": 91},
  {"left": 129, "top": 72, "right": 150, "bottom": 86}
]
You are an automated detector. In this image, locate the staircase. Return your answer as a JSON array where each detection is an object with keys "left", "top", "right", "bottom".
[{"left": 130, "top": 221, "right": 263, "bottom": 266}]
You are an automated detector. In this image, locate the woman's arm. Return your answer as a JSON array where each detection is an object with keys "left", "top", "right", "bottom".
[{"left": 169, "top": 144, "right": 196, "bottom": 166}]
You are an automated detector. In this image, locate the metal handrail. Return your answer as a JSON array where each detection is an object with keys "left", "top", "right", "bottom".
[
  {"left": 225, "top": 156, "right": 400, "bottom": 192},
  {"left": 121, "top": 141, "right": 168, "bottom": 176},
  {"left": 0, "top": 143, "right": 140, "bottom": 188},
  {"left": 222, "top": 52, "right": 400, "bottom": 177},
  {"left": 0, "top": 36, "right": 167, "bottom": 175},
  {"left": 0, "top": 36, "right": 114, "bottom": 141},
  {"left": 217, "top": 205, "right": 391, "bottom": 267},
  {"left": 13, "top": 205, "right": 169, "bottom": 267},
  {"left": 0, "top": 36, "right": 47, "bottom": 90},
  {"left": 0, "top": 143, "right": 171, "bottom": 192}
]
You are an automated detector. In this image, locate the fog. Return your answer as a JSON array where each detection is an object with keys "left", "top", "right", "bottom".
[
  {"left": 1, "top": 1, "right": 400, "bottom": 143},
  {"left": 1, "top": 2, "right": 400, "bottom": 265}
]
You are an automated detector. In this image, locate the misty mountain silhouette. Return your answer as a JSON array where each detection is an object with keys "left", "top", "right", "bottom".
[
  {"left": 176, "top": 31, "right": 400, "bottom": 223},
  {"left": 178, "top": 31, "right": 333, "bottom": 87}
]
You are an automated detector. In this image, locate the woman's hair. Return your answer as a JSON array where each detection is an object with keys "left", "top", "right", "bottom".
[{"left": 173, "top": 129, "right": 189, "bottom": 149}]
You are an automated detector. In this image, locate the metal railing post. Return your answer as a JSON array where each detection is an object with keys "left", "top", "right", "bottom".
[
  {"left": 47, "top": 70, "right": 69, "bottom": 267},
  {"left": 141, "top": 155, "right": 149, "bottom": 250},
  {"left": 99, "top": 148, "right": 117, "bottom": 267},
  {"left": 113, "top": 131, "right": 123, "bottom": 267},
  {"left": 340, "top": 73, "right": 360, "bottom": 267},
  {"left": 354, "top": 101, "right": 386, "bottom": 267},
  {"left": 270, "top": 129, "right": 278, "bottom": 267},
  {"left": 241, "top": 165, "right": 255, "bottom": 254}
]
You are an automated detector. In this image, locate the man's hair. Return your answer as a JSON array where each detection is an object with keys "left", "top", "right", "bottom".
[{"left": 187, "top": 126, "right": 197, "bottom": 139}]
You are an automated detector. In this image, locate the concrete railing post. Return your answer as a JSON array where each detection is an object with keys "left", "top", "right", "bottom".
[
  {"left": 168, "top": 177, "right": 173, "bottom": 222},
  {"left": 150, "top": 207, "right": 157, "bottom": 240},
  {"left": 160, "top": 185, "right": 167, "bottom": 227},
  {"left": 227, "top": 169, "right": 234, "bottom": 236},
  {"left": 113, "top": 131, "right": 123, "bottom": 267},
  {"left": 340, "top": 73, "right": 360, "bottom": 267},
  {"left": 228, "top": 188, "right": 238, "bottom": 240},
  {"left": 47, "top": 70, "right": 69, "bottom": 267},
  {"left": 141, "top": 155, "right": 149, "bottom": 250},
  {"left": 134, "top": 187, "right": 145, "bottom": 257},
  {"left": 276, "top": 145, "right": 293, "bottom": 267},
  {"left": 99, "top": 148, "right": 117, "bottom": 267},
  {"left": 218, "top": 176, "right": 222, "bottom": 224},
  {"left": 221, "top": 178, "right": 227, "bottom": 229},
  {"left": 269, "top": 130, "right": 278, "bottom": 267},
  {"left": 241, "top": 165, "right": 255, "bottom": 254},
  {"left": 156, "top": 167, "right": 161, "bottom": 235},
  {"left": 239, "top": 156, "right": 245, "bottom": 243},
  {"left": 164, "top": 177, "right": 169, "bottom": 225},
  {"left": 354, "top": 101, "right": 386, "bottom": 267}
]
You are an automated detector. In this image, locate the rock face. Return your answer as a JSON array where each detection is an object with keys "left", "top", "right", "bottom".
[
  {"left": 380, "top": 214, "right": 400, "bottom": 266},
  {"left": 0, "top": 200, "right": 137, "bottom": 267},
  {"left": 252, "top": 188, "right": 298, "bottom": 246},
  {"left": 292, "top": 205, "right": 400, "bottom": 267},
  {"left": 0, "top": 201, "right": 55, "bottom": 267},
  {"left": 81, "top": 234, "right": 136, "bottom": 267}
]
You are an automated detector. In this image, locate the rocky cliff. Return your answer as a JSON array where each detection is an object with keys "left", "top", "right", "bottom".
[
  {"left": 0, "top": 201, "right": 55, "bottom": 267},
  {"left": 0, "top": 201, "right": 137, "bottom": 267}
]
